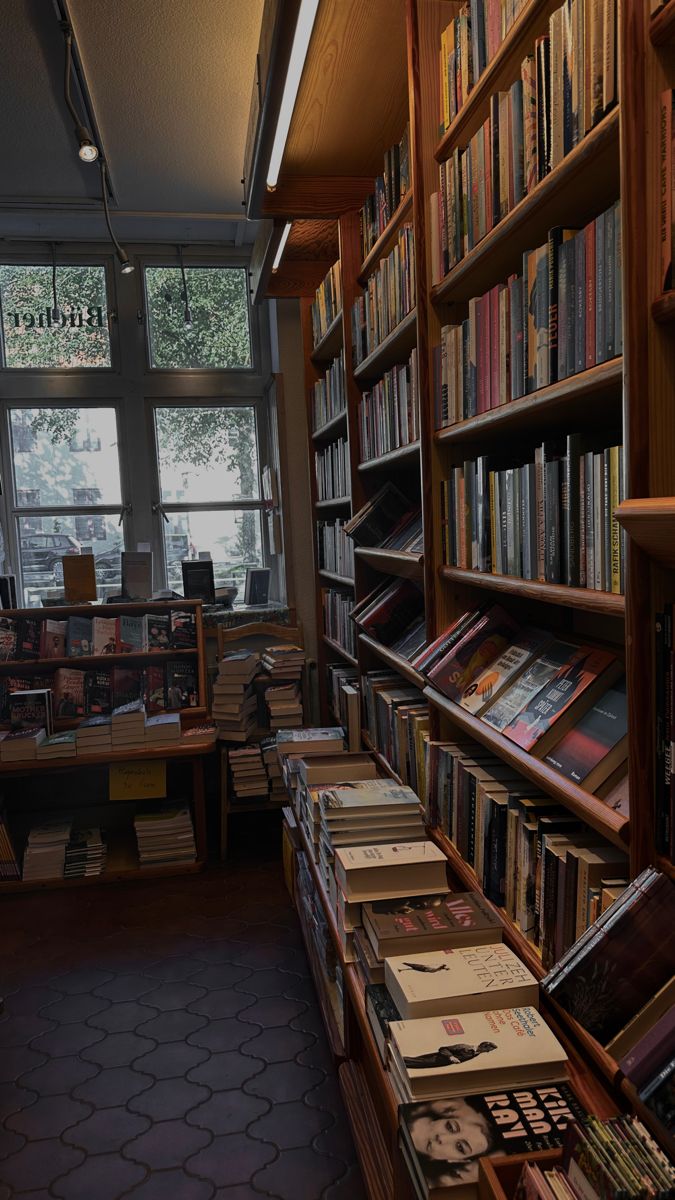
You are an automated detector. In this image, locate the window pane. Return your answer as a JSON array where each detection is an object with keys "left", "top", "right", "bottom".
[
  {"left": 145, "top": 266, "right": 251, "bottom": 369},
  {"left": 11, "top": 408, "right": 122, "bottom": 507},
  {"left": 155, "top": 406, "right": 259, "bottom": 502},
  {"left": 0, "top": 264, "right": 111, "bottom": 368},
  {"left": 164, "top": 510, "right": 262, "bottom": 597},
  {"left": 17, "top": 515, "right": 123, "bottom": 608}
]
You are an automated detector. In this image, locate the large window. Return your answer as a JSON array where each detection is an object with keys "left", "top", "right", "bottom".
[
  {"left": 154, "top": 405, "right": 264, "bottom": 594},
  {"left": 144, "top": 266, "right": 251, "bottom": 369},
  {"left": 0, "top": 265, "right": 111, "bottom": 369}
]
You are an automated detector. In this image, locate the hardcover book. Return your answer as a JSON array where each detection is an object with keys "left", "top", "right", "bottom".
[
  {"left": 121, "top": 551, "right": 152, "bottom": 600},
  {"left": 399, "top": 1082, "right": 586, "bottom": 1199},
  {"left": 459, "top": 629, "right": 550, "bottom": 714},
  {"left": 0, "top": 616, "right": 17, "bottom": 662},
  {"left": 144, "top": 613, "right": 171, "bottom": 651},
  {"left": 92, "top": 617, "right": 118, "bottom": 656},
  {"left": 112, "top": 667, "right": 144, "bottom": 709},
  {"left": 365, "top": 983, "right": 401, "bottom": 1065},
  {"left": 84, "top": 670, "right": 112, "bottom": 715},
  {"left": 63, "top": 554, "right": 97, "bottom": 603},
  {"left": 144, "top": 664, "right": 167, "bottom": 712},
  {"left": 501, "top": 647, "right": 619, "bottom": 753},
  {"left": 428, "top": 606, "right": 519, "bottom": 703},
  {"left": 39, "top": 619, "right": 67, "bottom": 659},
  {"left": 385, "top": 943, "right": 540, "bottom": 1020},
  {"left": 182, "top": 560, "right": 215, "bottom": 603},
  {"left": 171, "top": 609, "right": 197, "bottom": 648},
  {"left": 335, "top": 841, "right": 449, "bottom": 902},
  {"left": 390, "top": 1007, "right": 567, "bottom": 1101},
  {"left": 166, "top": 661, "right": 198, "bottom": 709},
  {"left": 8, "top": 688, "right": 53, "bottom": 735},
  {"left": 481, "top": 640, "right": 581, "bottom": 734},
  {"left": 117, "top": 615, "right": 145, "bottom": 654},
  {"left": 53, "top": 668, "right": 86, "bottom": 717},
  {"left": 362, "top": 892, "right": 504, "bottom": 959},
  {"left": 543, "top": 676, "right": 627, "bottom": 790},
  {"left": 18, "top": 617, "right": 42, "bottom": 659},
  {"left": 66, "top": 616, "right": 93, "bottom": 658}
]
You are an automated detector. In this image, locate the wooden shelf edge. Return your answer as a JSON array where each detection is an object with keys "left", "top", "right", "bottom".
[
  {"left": 615, "top": 498, "right": 675, "bottom": 568},
  {"left": 310, "top": 311, "right": 343, "bottom": 363},
  {"left": 0, "top": 738, "right": 217, "bottom": 773},
  {"left": 318, "top": 569, "right": 355, "bottom": 587},
  {"left": 651, "top": 290, "right": 675, "bottom": 323},
  {"left": 354, "top": 548, "right": 424, "bottom": 581},
  {"left": 0, "top": 647, "right": 198, "bottom": 672},
  {"left": 358, "top": 634, "right": 426, "bottom": 689},
  {"left": 435, "top": 358, "right": 623, "bottom": 444},
  {"left": 361, "top": 730, "right": 405, "bottom": 786},
  {"left": 322, "top": 635, "right": 358, "bottom": 667},
  {"left": 353, "top": 309, "right": 417, "bottom": 381},
  {"left": 338, "top": 1062, "right": 395, "bottom": 1200},
  {"left": 650, "top": 0, "right": 675, "bottom": 46},
  {"left": 312, "top": 409, "right": 348, "bottom": 442},
  {"left": 433, "top": 110, "right": 619, "bottom": 304},
  {"left": 423, "top": 685, "right": 629, "bottom": 849},
  {"left": 438, "top": 566, "right": 625, "bottom": 616},
  {"left": 315, "top": 496, "right": 352, "bottom": 509},
  {"left": 359, "top": 191, "right": 414, "bottom": 283},
  {"left": 358, "top": 441, "right": 421, "bottom": 471}
]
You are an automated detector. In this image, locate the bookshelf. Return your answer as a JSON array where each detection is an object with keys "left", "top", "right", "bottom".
[{"left": 270, "top": 0, "right": 675, "bottom": 1184}]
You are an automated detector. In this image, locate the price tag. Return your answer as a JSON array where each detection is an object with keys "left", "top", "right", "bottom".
[{"left": 110, "top": 759, "right": 167, "bottom": 801}]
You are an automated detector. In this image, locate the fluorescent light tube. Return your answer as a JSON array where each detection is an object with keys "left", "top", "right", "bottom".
[
  {"left": 272, "top": 222, "right": 292, "bottom": 270},
  {"left": 266, "top": 0, "right": 320, "bottom": 189}
]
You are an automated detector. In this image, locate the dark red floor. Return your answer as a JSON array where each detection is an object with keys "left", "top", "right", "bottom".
[{"left": 0, "top": 827, "right": 367, "bottom": 1199}]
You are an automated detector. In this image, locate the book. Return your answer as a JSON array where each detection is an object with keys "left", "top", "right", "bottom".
[
  {"left": 619, "top": 1003, "right": 675, "bottom": 1091},
  {"left": 84, "top": 670, "right": 112, "bottom": 715},
  {"left": 122, "top": 551, "right": 153, "bottom": 600},
  {"left": 0, "top": 616, "right": 18, "bottom": 661},
  {"left": 481, "top": 640, "right": 583, "bottom": 734},
  {"left": 543, "top": 676, "right": 628, "bottom": 791},
  {"left": 428, "top": 606, "right": 520, "bottom": 703},
  {"left": 276, "top": 728, "right": 344, "bottom": 756},
  {"left": 334, "top": 841, "right": 449, "bottom": 902},
  {"left": 297, "top": 753, "right": 377, "bottom": 786},
  {"left": 117, "top": 615, "right": 145, "bottom": 654},
  {"left": 144, "top": 664, "right": 166, "bottom": 713},
  {"left": 0, "top": 725, "right": 48, "bottom": 760},
  {"left": 365, "top": 983, "right": 401, "bottom": 1065},
  {"left": 8, "top": 688, "right": 53, "bottom": 734},
  {"left": 66, "top": 616, "right": 93, "bottom": 658},
  {"left": 501, "top": 647, "right": 620, "bottom": 754},
  {"left": 182, "top": 559, "right": 215, "bottom": 602},
  {"left": 112, "top": 667, "right": 144, "bottom": 709},
  {"left": 344, "top": 483, "right": 413, "bottom": 547},
  {"left": 144, "top": 613, "right": 171, "bottom": 651},
  {"left": 389, "top": 1006, "right": 567, "bottom": 1102},
  {"left": 605, "top": 977, "right": 675, "bottom": 1060},
  {"left": 92, "top": 617, "right": 118, "bottom": 656},
  {"left": 166, "top": 661, "right": 198, "bottom": 709},
  {"left": 385, "top": 944, "right": 540, "bottom": 1020},
  {"left": 37, "top": 730, "right": 77, "bottom": 759},
  {"left": 53, "top": 668, "right": 86, "bottom": 717},
  {"left": 18, "top": 617, "right": 42, "bottom": 659},
  {"left": 362, "top": 892, "right": 504, "bottom": 959},
  {"left": 459, "top": 629, "right": 550, "bottom": 714},
  {"left": 171, "top": 610, "right": 197, "bottom": 648},
  {"left": 63, "top": 554, "right": 97, "bottom": 602},
  {"left": 39, "top": 619, "right": 67, "bottom": 659},
  {"left": 399, "top": 1082, "right": 586, "bottom": 1200}
]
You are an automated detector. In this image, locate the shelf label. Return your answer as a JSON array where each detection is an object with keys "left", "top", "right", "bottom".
[{"left": 110, "top": 759, "right": 166, "bottom": 801}]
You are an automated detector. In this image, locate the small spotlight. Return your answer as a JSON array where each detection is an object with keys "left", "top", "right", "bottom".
[
  {"left": 184, "top": 307, "right": 193, "bottom": 330},
  {"left": 118, "top": 250, "right": 134, "bottom": 275},
  {"left": 76, "top": 124, "right": 98, "bottom": 163}
]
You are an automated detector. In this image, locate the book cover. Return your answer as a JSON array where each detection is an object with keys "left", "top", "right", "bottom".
[
  {"left": 399, "top": 1083, "right": 585, "bottom": 1197},
  {"left": 385, "top": 943, "right": 539, "bottom": 1020},
  {"left": 66, "top": 616, "right": 93, "bottom": 658},
  {"left": 145, "top": 613, "right": 171, "bottom": 651},
  {"left": 182, "top": 560, "right": 215, "bottom": 603},
  {"left": 117, "top": 615, "right": 145, "bottom": 654},
  {"left": 39, "top": 619, "right": 67, "bottom": 659},
  {"left": 166, "top": 660, "right": 198, "bottom": 709},
  {"left": 8, "top": 688, "right": 53, "bottom": 734},
  {"left": 0, "top": 617, "right": 18, "bottom": 662},
  {"left": 63, "top": 554, "right": 97, "bottom": 603},
  {"left": 459, "top": 629, "right": 550, "bottom": 714},
  {"left": 428, "top": 606, "right": 519, "bottom": 703},
  {"left": 122, "top": 551, "right": 153, "bottom": 600},
  {"left": 543, "top": 677, "right": 627, "bottom": 789},
  {"left": 18, "top": 617, "right": 42, "bottom": 659},
  {"left": 362, "top": 893, "right": 503, "bottom": 962},
  {"left": 481, "top": 640, "right": 580, "bottom": 734},
  {"left": 92, "top": 617, "right": 118, "bottom": 656},
  {"left": 144, "top": 664, "right": 167, "bottom": 712},
  {"left": 84, "top": 670, "right": 112, "bottom": 715},
  {"left": 502, "top": 647, "right": 618, "bottom": 752},
  {"left": 390, "top": 1007, "right": 567, "bottom": 1100},
  {"left": 53, "top": 668, "right": 86, "bottom": 717},
  {"left": 171, "top": 610, "right": 197, "bottom": 648},
  {"left": 112, "top": 667, "right": 144, "bottom": 708}
]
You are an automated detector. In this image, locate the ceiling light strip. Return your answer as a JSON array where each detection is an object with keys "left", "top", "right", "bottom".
[
  {"left": 266, "top": 0, "right": 320, "bottom": 190},
  {"left": 272, "top": 222, "right": 292, "bottom": 270}
]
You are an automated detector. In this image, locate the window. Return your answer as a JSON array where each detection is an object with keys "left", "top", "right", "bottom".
[
  {"left": 144, "top": 266, "right": 251, "bottom": 369},
  {"left": 154, "top": 405, "right": 265, "bottom": 592},
  {"left": 0, "top": 264, "right": 111, "bottom": 369},
  {"left": 9, "top": 407, "right": 124, "bottom": 605}
]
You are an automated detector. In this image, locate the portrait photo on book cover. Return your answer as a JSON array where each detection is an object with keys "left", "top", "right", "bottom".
[
  {"left": 403, "top": 1096, "right": 500, "bottom": 1186},
  {"left": 403, "top": 1041, "right": 497, "bottom": 1069}
]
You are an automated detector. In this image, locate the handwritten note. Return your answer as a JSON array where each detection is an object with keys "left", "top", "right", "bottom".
[{"left": 110, "top": 759, "right": 167, "bottom": 801}]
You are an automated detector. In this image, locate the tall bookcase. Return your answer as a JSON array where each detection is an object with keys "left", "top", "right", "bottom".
[{"left": 287, "top": 0, "right": 675, "bottom": 1186}]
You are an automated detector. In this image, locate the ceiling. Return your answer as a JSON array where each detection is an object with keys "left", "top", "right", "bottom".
[{"left": 0, "top": 0, "right": 264, "bottom": 243}]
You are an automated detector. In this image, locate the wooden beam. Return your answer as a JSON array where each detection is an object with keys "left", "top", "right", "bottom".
[{"left": 262, "top": 176, "right": 375, "bottom": 218}]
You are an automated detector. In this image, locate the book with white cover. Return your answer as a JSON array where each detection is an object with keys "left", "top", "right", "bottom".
[
  {"left": 384, "top": 944, "right": 539, "bottom": 1020},
  {"left": 459, "top": 629, "right": 550, "bottom": 714},
  {"left": 320, "top": 784, "right": 421, "bottom": 820},
  {"left": 335, "top": 841, "right": 449, "bottom": 901},
  {"left": 389, "top": 1007, "right": 567, "bottom": 1101},
  {"left": 276, "top": 727, "right": 344, "bottom": 755},
  {"left": 298, "top": 754, "right": 377, "bottom": 785}
]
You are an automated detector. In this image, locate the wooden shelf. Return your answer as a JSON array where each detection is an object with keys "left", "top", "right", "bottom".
[
  {"left": 322, "top": 635, "right": 358, "bottom": 667},
  {"left": 0, "top": 647, "right": 198, "bottom": 673},
  {"left": 615, "top": 498, "right": 675, "bottom": 567},
  {"left": 315, "top": 496, "right": 352, "bottom": 509},
  {"left": 358, "top": 440, "right": 420, "bottom": 471},
  {"left": 361, "top": 730, "right": 405, "bottom": 786},
  {"left": 435, "top": 0, "right": 554, "bottom": 159},
  {"left": 651, "top": 290, "right": 675, "bottom": 323},
  {"left": 0, "top": 737, "right": 217, "bottom": 775},
  {"left": 357, "top": 633, "right": 425, "bottom": 689},
  {"left": 358, "top": 191, "right": 414, "bottom": 283},
  {"left": 0, "top": 599, "right": 204, "bottom": 620},
  {"left": 312, "top": 409, "right": 348, "bottom": 442},
  {"left": 318, "top": 569, "right": 355, "bottom": 587},
  {"left": 650, "top": 0, "right": 675, "bottom": 46},
  {"left": 354, "top": 547, "right": 423, "bottom": 580},
  {"left": 438, "top": 566, "right": 625, "bottom": 616},
  {"left": 338, "top": 1062, "right": 395, "bottom": 1200},
  {"left": 433, "top": 110, "right": 620, "bottom": 306},
  {"left": 423, "top": 685, "right": 629, "bottom": 849},
  {"left": 353, "top": 309, "right": 417, "bottom": 382},
  {"left": 435, "top": 358, "right": 623, "bottom": 446},
  {"left": 310, "top": 311, "right": 343, "bottom": 364}
]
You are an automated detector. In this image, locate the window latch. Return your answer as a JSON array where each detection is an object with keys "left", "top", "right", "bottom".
[
  {"left": 152, "top": 501, "right": 170, "bottom": 524},
  {"left": 118, "top": 503, "right": 132, "bottom": 526},
  {"left": 137, "top": 309, "right": 145, "bottom": 325}
]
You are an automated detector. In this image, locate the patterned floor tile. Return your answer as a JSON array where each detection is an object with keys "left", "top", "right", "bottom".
[
  {"left": 186, "top": 1090, "right": 270, "bottom": 1136},
  {"left": 186, "top": 1132, "right": 277, "bottom": 1188},
  {"left": 49, "top": 1152, "right": 146, "bottom": 1199},
  {"left": 123, "top": 1117, "right": 212, "bottom": 1168},
  {"left": 125, "top": 1168, "right": 216, "bottom": 1199},
  {"left": 61, "top": 1106, "right": 151, "bottom": 1153},
  {"left": 247, "top": 1100, "right": 333, "bottom": 1150},
  {"left": 128, "top": 1078, "right": 211, "bottom": 1122},
  {"left": 252, "top": 1146, "right": 346, "bottom": 1200}
]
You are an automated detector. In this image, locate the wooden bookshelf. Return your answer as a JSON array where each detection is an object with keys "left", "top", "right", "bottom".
[
  {"left": 352, "top": 308, "right": 418, "bottom": 381},
  {"left": 359, "top": 190, "right": 414, "bottom": 283},
  {"left": 354, "top": 547, "right": 423, "bottom": 580},
  {"left": 310, "top": 310, "right": 343, "bottom": 364},
  {"left": 650, "top": 0, "right": 675, "bottom": 46},
  {"left": 361, "top": 729, "right": 405, "bottom": 786},
  {"left": 315, "top": 496, "right": 352, "bottom": 509},
  {"left": 438, "top": 566, "right": 626, "bottom": 616},
  {"left": 615, "top": 498, "right": 675, "bottom": 568},
  {"left": 322, "top": 635, "right": 358, "bottom": 668},
  {"left": 358, "top": 633, "right": 425, "bottom": 689},
  {"left": 651, "top": 290, "right": 675, "bottom": 323},
  {"left": 318, "top": 568, "right": 355, "bottom": 587},
  {"left": 312, "top": 408, "right": 348, "bottom": 442},
  {"left": 358, "top": 440, "right": 420, "bottom": 471}
]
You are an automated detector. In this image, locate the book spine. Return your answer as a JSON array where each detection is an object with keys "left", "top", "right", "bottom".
[
  {"left": 574, "top": 229, "right": 586, "bottom": 373},
  {"left": 585, "top": 219, "right": 596, "bottom": 368},
  {"left": 595, "top": 210, "right": 605, "bottom": 364},
  {"left": 662, "top": 91, "right": 674, "bottom": 298}
]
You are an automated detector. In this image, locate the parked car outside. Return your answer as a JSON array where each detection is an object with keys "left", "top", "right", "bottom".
[{"left": 21, "top": 533, "right": 81, "bottom": 583}]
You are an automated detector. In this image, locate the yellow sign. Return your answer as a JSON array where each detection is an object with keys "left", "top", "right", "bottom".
[{"left": 110, "top": 759, "right": 167, "bottom": 801}]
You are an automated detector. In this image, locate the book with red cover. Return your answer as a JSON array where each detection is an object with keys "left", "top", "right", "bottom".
[
  {"left": 544, "top": 676, "right": 627, "bottom": 788},
  {"left": 502, "top": 646, "right": 620, "bottom": 753},
  {"left": 53, "top": 668, "right": 86, "bottom": 717},
  {"left": 412, "top": 609, "right": 485, "bottom": 674},
  {"left": 428, "top": 605, "right": 519, "bottom": 702},
  {"left": 355, "top": 578, "right": 424, "bottom": 647}
]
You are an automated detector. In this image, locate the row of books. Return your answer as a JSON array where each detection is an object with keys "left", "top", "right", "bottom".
[
  {"left": 312, "top": 352, "right": 345, "bottom": 432},
  {"left": 2, "top": 660, "right": 198, "bottom": 722},
  {"left": 655, "top": 603, "right": 675, "bottom": 860},
  {"left": 359, "top": 126, "right": 411, "bottom": 263},
  {"left": 1, "top": 706, "right": 183, "bottom": 762},
  {"left": 433, "top": 202, "right": 623, "bottom": 426},
  {"left": 358, "top": 348, "right": 419, "bottom": 463},
  {"left": 311, "top": 261, "right": 342, "bottom": 348},
  {"left": 439, "top": 437, "right": 625, "bottom": 592},
  {"left": 326, "top": 664, "right": 360, "bottom": 751},
  {"left": 351, "top": 224, "right": 416, "bottom": 367},
  {"left": 361, "top": 671, "right": 428, "bottom": 795},
  {"left": 424, "top": 738, "right": 627, "bottom": 968},
  {"left": 322, "top": 587, "right": 356, "bottom": 659},
  {"left": 0, "top": 610, "right": 197, "bottom": 663},
  {"left": 438, "top": 0, "right": 529, "bottom": 133},
  {"left": 315, "top": 437, "right": 350, "bottom": 501},
  {"left": 212, "top": 647, "right": 305, "bottom": 743},
  {"left": 317, "top": 519, "right": 355, "bottom": 580},
  {"left": 435, "top": 0, "right": 618, "bottom": 277}
]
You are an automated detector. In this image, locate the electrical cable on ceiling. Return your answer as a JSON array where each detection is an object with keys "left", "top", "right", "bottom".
[
  {"left": 61, "top": 22, "right": 98, "bottom": 163},
  {"left": 100, "top": 160, "right": 134, "bottom": 274},
  {"left": 178, "top": 245, "right": 192, "bottom": 328}
]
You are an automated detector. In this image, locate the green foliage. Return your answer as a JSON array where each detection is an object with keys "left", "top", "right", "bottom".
[
  {"left": 145, "top": 266, "right": 251, "bottom": 369},
  {"left": 0, "top": 264, "right": 110, "bottom": 368}
]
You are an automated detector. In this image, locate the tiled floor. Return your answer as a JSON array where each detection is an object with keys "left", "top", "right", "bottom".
[{"left": 0, "top": 821, "right": 367, "bottom": 1199}]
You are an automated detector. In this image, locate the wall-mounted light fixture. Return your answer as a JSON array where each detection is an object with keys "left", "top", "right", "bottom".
[
  {"left": 266, "top": 0, "right": 320, "bottom": 190},
  {"left": 100, "top": 161, "right": 134, "bottom": 273},
  {"left": 61, "top": 23, "right": 99, "bottom": 163},
  {"left": 272, "top": 222, "right": 292, "bottom": 271}
]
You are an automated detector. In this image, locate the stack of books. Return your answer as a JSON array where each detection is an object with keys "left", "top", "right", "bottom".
[
  {"left": 315, "top": 437, "right": 350, "bottom": 501},
  {"left": 0, "top": 805, "right": 20, "bottom": 880},
  {"left": 294, "top": 752, "right": 377, "bottom": 856},
  {"left": 64, "top": 828, "right": 107, "bottom": 879},
  {"left": 229, "top": 745, "right": 269, "bottom": 801},
  {"left": 37, "top": 730, "right": 77, "bottom": 759},
  {"left": 312, "top": 353, "right": 346, "bottom": 431},
  {"left": 133, "top": 805, "right": 197, "bottom": 866},
  {"left": 351, "top": 224, "right": 415, "bottom": 365},
  {"left": 359, "top": 125, "right": 410, "bottom": 261},
  {"left": 145, "top": 713, "right": 181, "bottom": 745},
  {"left": 76, "top": 715, "right": 113, "bottom": 756},
  {"left": 266, "top": 684, "right": 303, "bottom": 730},
  {"left": 359, "top": 349, "right": 419, "bottom": 462},
  {"left": 311, "top": 261, "right": 342, "bottom": 347},
  {"left": 22, "top": 818, "right": 71, "bottom": 881},
  {"left": 211, "top": 651, "right": 258, "bottom": 743},
  {"left": 111, "top": 700, "right": 147, "bottom": 750},
  {"left": 0, "top": 726, "right": 47, "bottom": 761},
  {"left": 261, "top": 645, "right": 304, "bottom": 681},
  {"left": 261, "top": 737, "right": 285, "bottom": 800}
]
